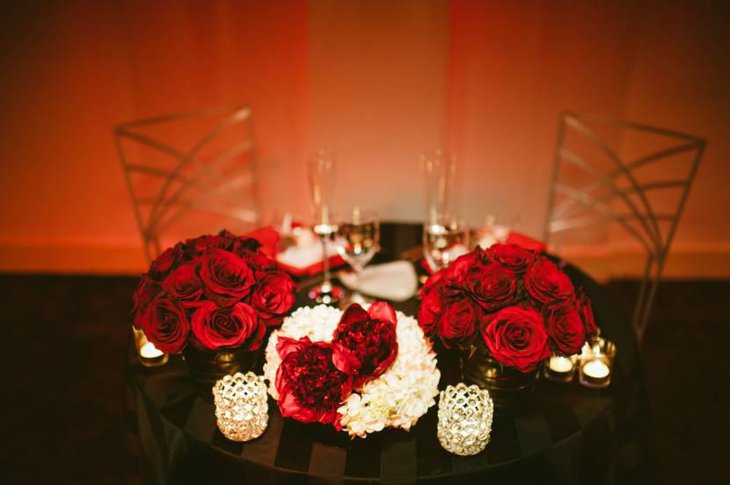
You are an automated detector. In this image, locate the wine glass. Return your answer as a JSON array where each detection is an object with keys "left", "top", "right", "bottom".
[
  {"left": 335, "top": 207, "right": 380, "bottom": 305},
  {"left": 306, "top": 149, "right": 344, "bottom": 304},
  {"left": 423, "top": 216, "right": 470, "bottom": 272}
]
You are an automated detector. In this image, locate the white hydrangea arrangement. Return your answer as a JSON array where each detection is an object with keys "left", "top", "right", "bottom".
[{"left": 263, "top": 304, "right": 440, "bottom": 438}]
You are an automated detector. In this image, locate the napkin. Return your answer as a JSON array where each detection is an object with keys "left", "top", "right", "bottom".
[
  {"left": 245, "top": 225, "right": 345, "bottom": 276},
  {"left": 339, "top": 261, "right": 418, "bottom": 302}
]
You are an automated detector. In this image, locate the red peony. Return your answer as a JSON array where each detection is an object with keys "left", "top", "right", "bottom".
[
  {"left": 485, "top": 243, "right": 535, "bottom": 273},
  {"left": 438, "top": 299, "right": 480, "bottom": 350},
  {"left": 139, "top": 298, "right": 190, "bottom": 354},
  {"left": 333, "top": 303, "right": 398, "bottom": 387},
  {"left": 466, "top": 261, "right": 518, "bottom": 311},
  {"left": 275, "top": 337, "right": 359, "bottom": 426},
  {"left": 545, "top": 300, "right": 586, "bottom": 356},
  {"left": 481, "top": 305, "right": 551, "bottom": 373},
  {"left": 191, "top": 301, "right": 263, "bottom": 351},
  {"left": 162, "top": 264, "right": 203, "bottom": 303},
  {"left": 199, "top": 248, "right": 254, "bottom": 306},
  {"left": 251, "top": 271, "right": 296, "bottom": 326},
  {"left": 523, "top": 258, "right": 574, "bottom": 304}
]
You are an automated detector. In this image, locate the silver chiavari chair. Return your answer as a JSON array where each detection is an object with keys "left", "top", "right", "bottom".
[
  {"left": 114, "top": 104, "right": 259, "bottom": 262},
  {"left": 544, "top": 112, "right": 705, "bottom": 341}
]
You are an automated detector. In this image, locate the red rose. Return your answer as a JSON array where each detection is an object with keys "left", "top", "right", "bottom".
[
  {"left": 577, "top": 290, "right": 598, "bottom": 337},
  {"left": 199, "top": 249, "right": 254, "bottom": 306},
  {"left": 481, "top": 305, "right": 551, "bottom": 373},
  {"left": 546, "top": 300, "right": 586, "bottom": 356},
  {"left": 445, "top": 249, "right": 482, "bottom": 284},
  {"left": 162, "top": 264, "right": 203, "bottom": 303},
  {"left": 466, "top": 262, "right": 517, "bottom": 311},
  {"left": 230, "top": 237, "right": 263, "bottom": 258},
  {"left": 275, "top": 336, "right": 358, "bottom": 426},
  {"left": 189, "top": 234, "right": 228, "bottom": 255},
  {"left": 523, "top": 258, "right": 575, "bottom": 305},
  {"left": 191, "top": 301, "right": 263, "bottom": 351},
  {"left": 139, "top": 298, "right": 190, "bottom": 354},
  {"left": 132, "top": 276, "right": 162, "bottom": 326},
  {"left": 240, "top": 249, "right": 280, "bottom": 276},
  {"left": 333, "top": 303, "right": 398, "bottom": 387},
  {"left": 251, "top": 271, "right": 295, "bottom": 326},
  {"left": 417, "top": 289, "right": 444, "bottom": 335},
  {"left": 438, "top": 299, "right": 479, "bottom": 349},
  {"left": 418, "top": 267, "right": 444, "bottom": 299},
  {"left": 149, "top": 243, "right": 185, "bottom": 279},
  {"left": 485, "top": 243, "right": 535, "bottom": 273}
]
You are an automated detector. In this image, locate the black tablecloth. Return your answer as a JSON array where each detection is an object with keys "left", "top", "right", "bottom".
[{"left": 125, "top": 223, "right": 652, "bottom": 484}]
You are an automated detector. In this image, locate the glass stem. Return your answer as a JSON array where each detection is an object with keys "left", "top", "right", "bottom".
[
  {"left": 320, "top": 233, "right": 331, "bottom": 292},
  {"left": 353, "top": 266, "right": 362, "bottom": 301}
]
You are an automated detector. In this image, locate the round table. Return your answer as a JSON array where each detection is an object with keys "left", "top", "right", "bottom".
[{"left": 125, "top": 223, "right": 652, "bottom": 484}]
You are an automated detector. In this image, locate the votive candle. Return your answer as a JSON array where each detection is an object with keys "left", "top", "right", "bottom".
[
  {"left": 544, "top": 354, "right": 577, "bottom": 383},
  {"left": 578, "top": 337, "right": 616, "bottom": 389}
]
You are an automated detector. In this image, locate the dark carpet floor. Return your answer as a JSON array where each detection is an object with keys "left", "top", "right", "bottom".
[{"left": 0, "top": 275, "right": 728, "bottom": 483}]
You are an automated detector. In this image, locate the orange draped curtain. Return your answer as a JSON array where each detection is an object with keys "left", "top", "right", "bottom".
[{"left": 0, "top": 0, "right": 728, "bottom": 275}]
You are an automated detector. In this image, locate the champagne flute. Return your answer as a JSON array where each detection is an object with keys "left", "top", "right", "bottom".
[
  {"left": 422, "top": 150, "right": 455, "bottom": 225},
  {"left": 335, "top": 207, "right": 380, "bottom": 304},
  {"left": 306, "top": 150, "right": 344, "bottom": 304},
  {"left": 423, "top": 216, "right": 470, "bottom": 272}
]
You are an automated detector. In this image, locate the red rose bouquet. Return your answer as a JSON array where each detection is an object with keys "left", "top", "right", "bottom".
[
  {"left": 418, "top": 243, "right": 597, "bottom": 373},
  {"left": 132, "top": 230, "right": 295, "bottom": 354}
]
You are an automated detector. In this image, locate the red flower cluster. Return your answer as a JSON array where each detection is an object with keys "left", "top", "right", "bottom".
[
  {"left": 418, "top": 243, "right": 597, "bottom": 373},
  {"left": 132, "top": 230, "right": 295, "bottom": 354},
  {"left": 275, "top": 302, "right": 398, "bottom": 426}
]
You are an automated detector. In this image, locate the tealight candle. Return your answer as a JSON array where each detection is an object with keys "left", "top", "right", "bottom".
[
  {"left": 582, "top": 360, "right": 610, "bottom": 379},
  {"left": 544, "top": 354, "right": 577, "bottom": 383},
  {"left": 578, "top": 337, "right": 616, "bottom": 389},
  {"left": 139, "top": 342, "right": 163, "bottom": 359},
  {"left": 132, "top": 326, "right": 168, "bottom": 367}
]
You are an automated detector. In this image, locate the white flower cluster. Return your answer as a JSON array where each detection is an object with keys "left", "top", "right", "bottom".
[{"left": 263, "top": 304, "right": 441, "bottom": 438}]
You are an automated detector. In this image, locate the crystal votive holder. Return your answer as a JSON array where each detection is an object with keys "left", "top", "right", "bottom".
[
  {"left": 437, "top": 383, "right": 494, "bottom": 456},
  {"left": 213, "top": 372, "right": 269, "bottom": 442},
  {"left": 132, "top": 326, "right": 168, "bottom": 367},
  {"left": 543, "top": 353, "right": 578, "bottom": 383},
  {"left": 578, "top": 337, "right": 617, "bottom": 389}
]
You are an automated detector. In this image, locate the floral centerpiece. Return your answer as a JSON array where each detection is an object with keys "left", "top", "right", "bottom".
[
  {"left": 263, "top": 303, "right": 440, "bottom": 438},
  {"left": 132, "top": 230, "right": 296, "bottom": 381},
  {"left": 418, "top": 243, "right": 597, "bottom": 406}
]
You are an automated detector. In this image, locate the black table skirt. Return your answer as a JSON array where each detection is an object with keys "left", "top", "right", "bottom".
[{"left": 125, "top": 223, "right": 653, "bottom": 484}]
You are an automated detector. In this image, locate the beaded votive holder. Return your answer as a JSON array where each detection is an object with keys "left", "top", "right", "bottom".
[
  {"left": 212, "top": 372, "right": 269, "bottom": 442},
  {"left": 437, "top": 383, "right": 494, "bottom": 456}
]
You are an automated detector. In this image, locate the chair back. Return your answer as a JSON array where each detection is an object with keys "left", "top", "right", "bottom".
[
  {"left": 544, "top": 111, "right": 705, "bottom": 340},
  {"left": 114, "top": 105, "right": 259, "bottom": 262}
]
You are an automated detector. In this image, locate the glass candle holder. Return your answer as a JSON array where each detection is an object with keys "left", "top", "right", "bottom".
[
  {"left": 578, "top": 337, "right": 617, "bottom": 389},
  {"left": 437, "top": 383, "right": 494, "bottom": 456},
  {"left": 132, "top": 326, "right": 168, "bottom": 367},
  {"left": 543, "top": 353, "right": 578, "bottom": 383},
  {"left": 213, "top": 372, "right": 269, "bottom": 442}
]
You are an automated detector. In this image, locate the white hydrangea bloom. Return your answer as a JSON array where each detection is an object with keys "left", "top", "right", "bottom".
[{"left": 263, "top": 304, "right": 440, "bottom": 438}]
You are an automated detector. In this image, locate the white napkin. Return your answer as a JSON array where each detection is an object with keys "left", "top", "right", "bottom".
[
  {"left": 339, "top": 261, "right": 418, "bottom": 302},
  {"left": 276, "top": 240, "right": 338, "bottom": 269}
]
